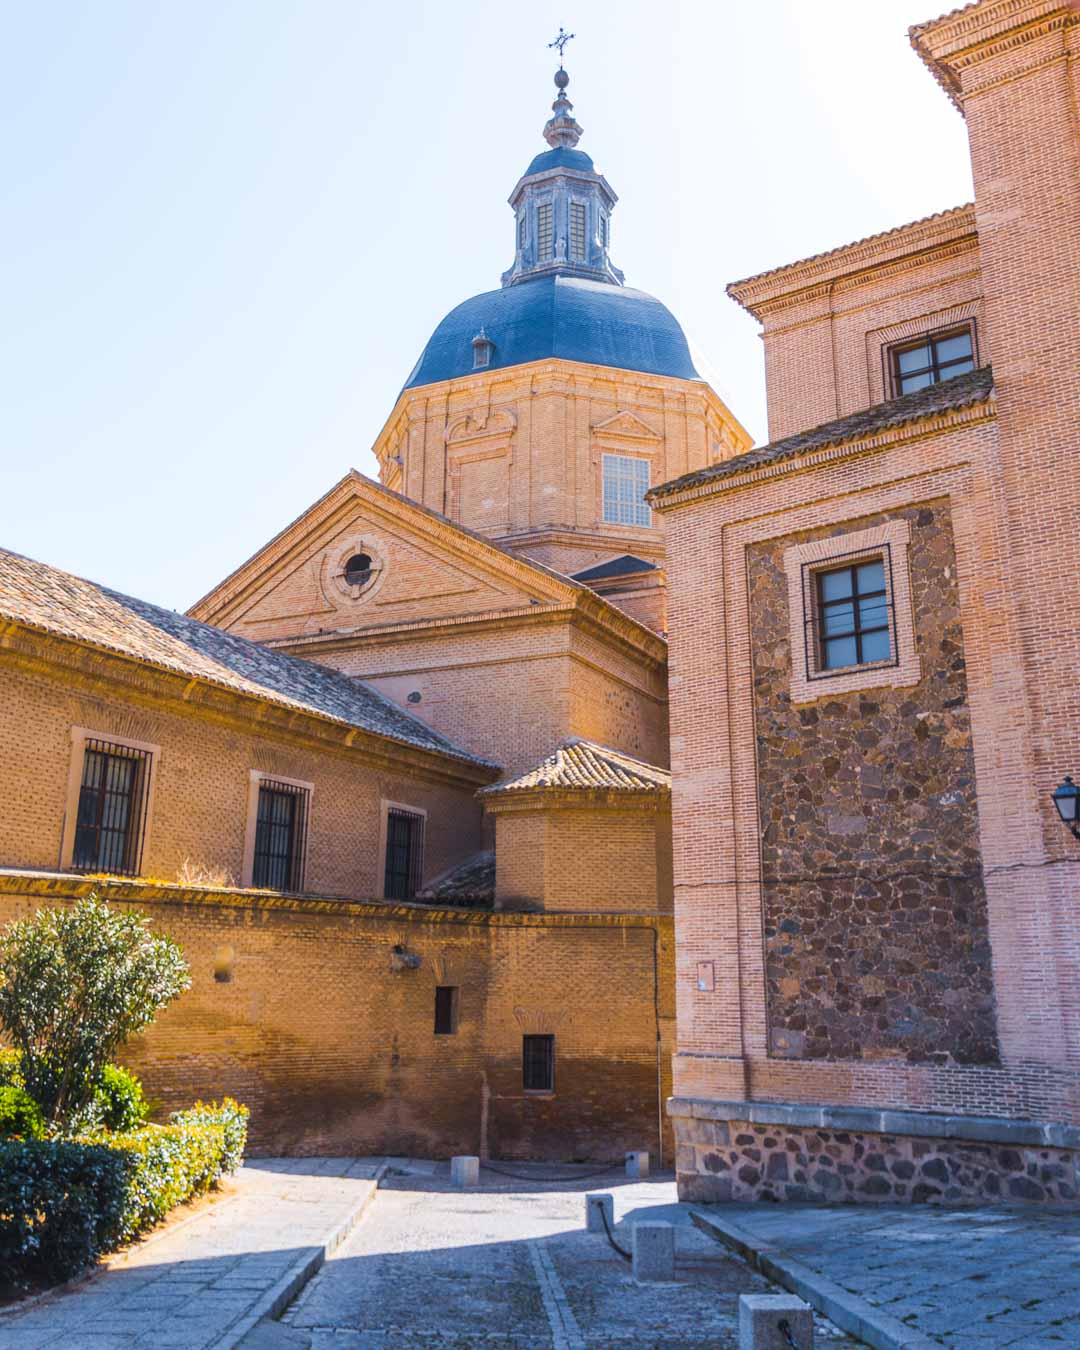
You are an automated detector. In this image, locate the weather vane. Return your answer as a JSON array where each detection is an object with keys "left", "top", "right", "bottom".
[{"left": 548, "top": 27, "right": 575, "bottom": 68}]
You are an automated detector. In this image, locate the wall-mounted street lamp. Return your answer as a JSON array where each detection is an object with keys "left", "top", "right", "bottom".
[{"left": 1050, "top": 776, "right": 1080, "bottom": 840}]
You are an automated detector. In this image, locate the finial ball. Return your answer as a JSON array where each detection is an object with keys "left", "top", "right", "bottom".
[{"left": 554, "top": 68, "right": 570, "bottom": 90}]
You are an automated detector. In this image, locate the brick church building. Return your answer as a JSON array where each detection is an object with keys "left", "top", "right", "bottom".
[{"left": 0, "top": 0, "right": 1076, "bottom": 1197}]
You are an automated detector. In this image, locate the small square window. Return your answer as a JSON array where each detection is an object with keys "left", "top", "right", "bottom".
[
  {"left": 522, "top": 1034, "right": 554, "bottom": 1092},
  {"left": 889, "top": 324, "right": 975, "bottom": 397},
  {"left": 434, "top": 986, "right": 459, "bottom": 1035},
  {"left": 815, "top": 557, "right": 891, "bottom": 671}
]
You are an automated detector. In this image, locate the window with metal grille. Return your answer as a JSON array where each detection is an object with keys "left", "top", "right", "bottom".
[
  {"left": 252, "top": 780, "right": 309, "bottom": 891},
  {"left": 602, "top": 454, "right": 651, "bottom": 528},
  {"left": 384, "top": 808, "right": 424, "bottom": 900},
  {"left": 434, "top": 986, "right": 459, "bottom": 1035},
  {"left": 72, "top": 739, "right": 151, "bottom": 876},
  {"left": 889, "top": 324, "right": 975, "bottom": 397},
  {"left": 518, "top": 211, "right": 526, "bottom": 251},
  {"left": 536, "top": 203, "right": 553, "bottom": 261},
  {"left": 569, "top": 202, "right": 586, "bottom": 260},
  {"left": 522, "top": 1034, "right": 554, "bottom": 1092},
  {"left": 816, "top": 558, "right": 891, "bottom": 671}
]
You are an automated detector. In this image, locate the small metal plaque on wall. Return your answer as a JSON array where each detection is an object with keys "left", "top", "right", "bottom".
[{"left": 696, "top": 961, "right": 715, "bottom": 992}]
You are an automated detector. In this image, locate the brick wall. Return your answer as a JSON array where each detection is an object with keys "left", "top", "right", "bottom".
[{"left": 0, "top": 876, "right": 674, "bottom": 1162}]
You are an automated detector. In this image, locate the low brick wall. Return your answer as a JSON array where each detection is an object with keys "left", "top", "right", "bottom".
[{"left": 671, "top": 1099, "right": 1079, "bottom": 1206}]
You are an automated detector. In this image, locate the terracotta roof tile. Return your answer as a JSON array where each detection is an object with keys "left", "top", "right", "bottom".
[
  {"left": 0, "top": 547, "right": 495, "bottom": 769},
  {"left": 648, "top": 367, "right": 993, "bottom": 503},
  {"left": 481, "top": 738, "right": 670, "bottom": 796}
]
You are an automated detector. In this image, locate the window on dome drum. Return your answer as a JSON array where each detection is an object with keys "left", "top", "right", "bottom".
[
  {"left": 889, "top": 323, "right": 976, "bottom": 396},
  {"left": 537, "top": 203, "right": 553, "bottom": 261},
  {"left": 569, "top": 202, "right": 586, "bottom": 261},
  {"left": 343, "top": 553, "right": 372, "bottom": 587},
  {"left": 522, "top": 1034, "right": 555, "bottom": 1092},
  {"left": 599, "top": 212, "right": 608, "bottom": 249},
  {"left": 518, "top": 211, "right": 526, "bottom": 251},
  {"left": 72, "top": 739, "right": 152, "bottom": 876},
  {"left": 384, "top": 807, "right": 425, "bottom": 900},
  {"left": 434, "top": 986, "right": 459, "bottom": 1035},
  {"left": 252, "top": 779, "right": 309, "bottom": 891},
  {"left": 815, "top": 558, "right": 892, "bottom": 671},
  {"left": 602, "top": 454, "right": 651, "bottom": 528}
]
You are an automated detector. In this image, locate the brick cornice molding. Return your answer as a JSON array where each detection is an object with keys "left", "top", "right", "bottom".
[
  {"left": 481, "top": 786, "right": 670, "bottom": 814},
  {"left": 726, "top": 206, "right": 978, "bottom": 318},
  {"left": 911, "top": 0, "right": 1078, "bottom": 109},
  {"left": 0, "top": 618, "right": 498, "bottom": 788},
  {"left": 652, "top": 396, "right": 995, "bottom": 510}
]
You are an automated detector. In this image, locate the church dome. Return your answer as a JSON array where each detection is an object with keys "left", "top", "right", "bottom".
[{"left": 402, "top": 274, "right": 701, "bottom": 390}]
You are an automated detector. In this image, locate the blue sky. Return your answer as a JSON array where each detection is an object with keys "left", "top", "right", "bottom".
[{"left": 1, "top": 1, "right": 972, "bottom": 610}]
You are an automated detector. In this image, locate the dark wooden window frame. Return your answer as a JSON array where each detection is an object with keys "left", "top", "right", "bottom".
[
  {"left": 885, "top": 320, "right": 978, "bottom": 399},
  {"left": 72, "top": 739, "right": 152, "bottom": 877},
  {"left": 383, "top": 807, "right": 425, "bottom": 901},
  {"left": 434, "top": 986, "right": 459, "bottom": 1036},
  {"left": 522, "top": 1034, "right": 555, "bottom": 1093},
  {"left": 252, "top": 779, "right": 309, "bottom": 892},
  {"left": 802, "top": 546, "right": 900, "bottom": 681}
]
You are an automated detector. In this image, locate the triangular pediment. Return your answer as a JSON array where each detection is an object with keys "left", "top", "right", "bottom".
[
  {"left": 187, "top": 472, "right": 579, "bottom": 643},
  {"left": 591, "top": 411, "right": 662, "bottom": 441}
]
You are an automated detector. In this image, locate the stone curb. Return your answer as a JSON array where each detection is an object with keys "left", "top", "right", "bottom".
[
  {"left": 216, "top": 1163, "right": 388, "bottom": 1350},
  {"left": 690, "top": 1210, "right": 939, "bottom": 1350}
]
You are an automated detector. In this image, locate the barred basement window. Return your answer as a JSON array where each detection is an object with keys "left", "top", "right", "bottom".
[
  {"left": 537, "top": 203, "right": 553, "bottom": 261},
  {"left": 434, "top": 986, "right": 459, "bottom": 1035},
  {"left": 252, "top": 779, "right": 309, "bottom": 891},
  {"left": 384, "top": 807, "right": 425, "bottom": 900},
  {"left": 816, "top": 557, "right": 891, "bottom": 670},
  {"left": 569, "top": 202, "right": 586, "bottom": 260},
  {"left": 602, "top": 453, "right": 651, "bottom": 527},
  {"left": 72, "top": 739, "right": 152, "bottom": 876},
  {"left": 523, "top": 1034, "right": 554, "bottom": 1092},
  {"left": 889, "top": 324, "right": 975, "bottom": 397}
]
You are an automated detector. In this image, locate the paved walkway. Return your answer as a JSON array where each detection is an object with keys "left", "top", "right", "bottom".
[
  {"left": 280, "top": 1161, "right": 854, "bottom": 1348},
  {"left": 707, "top": 1203, "right": 1080, "bottom": 1347},
  {"left": 0, "top": 1158, "right": 384, "bottom": 1350}
]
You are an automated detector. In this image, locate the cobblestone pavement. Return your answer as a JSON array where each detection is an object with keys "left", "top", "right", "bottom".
[
  {"left": 0, "top": 1158, "right": 383, "bottom": 1350},
  {"left": 717, "top": 1202, "right": 1080, "bottom": 1346},
  {"left": 282, "top": 1162, "right": 855, "bottom": 1348}
]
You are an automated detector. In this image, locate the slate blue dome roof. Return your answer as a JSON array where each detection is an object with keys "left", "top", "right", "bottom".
[
  {"left": 523, "top": 147, "right": 595, "bottom": 177},
  {"left": 403, "top": 274, "right": 702, "bottom": 390}
]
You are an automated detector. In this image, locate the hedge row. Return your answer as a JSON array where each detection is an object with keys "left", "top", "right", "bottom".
[{"left": 0, "top": 1098, "right": 248, "bottom": 1289}]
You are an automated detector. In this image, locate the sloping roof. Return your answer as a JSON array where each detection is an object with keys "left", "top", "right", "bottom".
[
  {"left": 416, "top": 851, "right": 495, "bottom": 908},
  {"left": 481, "top": 738, "right": 670, "bottom": 796},
  {"left": 649, "top": 367, "right": 994, "bottom": 503},
  {"left": 0, "top": 547, "right": 495, "bottom": 769},
  {"left": 571, "top": 555, "right": 658, "bottom": 584}
]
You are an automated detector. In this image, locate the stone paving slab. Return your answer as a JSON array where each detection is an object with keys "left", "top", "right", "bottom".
[
  {"left": 0, "top": 1158, "right": 385, "bottom": 1350},
  {"left": 693, "top": 1202, "right": 1080, "bottom": 1348}
]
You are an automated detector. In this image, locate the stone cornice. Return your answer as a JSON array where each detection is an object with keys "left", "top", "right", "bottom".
[
  {"left": 651, "top": 396, "right": 995, "bottom": 511},
  {"left": 726, "top": 205, "right": 977, "bottom": 319},
  {"left": 910, "top": 1, "right": 1076, "bottom": 110},
  {"left": 0, "top": 618, "right": 498, "bottom": 788},
  {"left": 0, "top": 867, "right": 674, "bottom": 934}
]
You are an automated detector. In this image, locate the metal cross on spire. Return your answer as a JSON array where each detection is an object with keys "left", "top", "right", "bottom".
[{"left": 548, "top": 27, "right": 575, "bottom": 68}]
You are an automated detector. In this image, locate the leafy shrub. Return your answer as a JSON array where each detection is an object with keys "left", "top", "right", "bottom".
[
  {"left": 0, "top": 895, "right": 190, "bottom": 1130},
  {"left": 94, "top": 1064, "right": 148, "bottom": 1134},
  {"left": 0, "top": 1098, "right": 249, "bottom": 1288},
  {"left": 0, "top": 1047, "right": 20, "bottom": 1086},
  {"left": 0, "top": 1085, "right": 45, "bottom": 1140}
]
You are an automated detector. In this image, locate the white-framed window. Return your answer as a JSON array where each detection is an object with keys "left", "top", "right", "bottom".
[
  {"left": 536, "top": 203, "right": 553, "bottom": 261},
  {"left": 60, "top": 728, "right": 159, "bottom": 877},
  {"left": 569, "top": 202, "right": 586, "bottom": 260},
  {"left": 602, "top": 453, "right": 651, "bottom": 528}
]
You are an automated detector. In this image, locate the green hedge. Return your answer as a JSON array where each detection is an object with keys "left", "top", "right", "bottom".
[{"left": 0, "top": 1098, "right": 248, "bottom": 1290}]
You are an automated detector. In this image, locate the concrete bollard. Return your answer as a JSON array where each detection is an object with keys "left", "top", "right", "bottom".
[
  {"left": 738, "top": 1294, "right": 814, "bottom": 1350},
  {"left": 625, "top": 1150, "right": 649, "bottom": 1179},
  {"left": 632, "top": 1220, "right": 674, "bottom": 1282},
  {"left": 450, "top": 1155, "right": 479, "bottom": 1188},
  {"left": 585, "top": 1192, "right": 614, "bottom": 1233}
]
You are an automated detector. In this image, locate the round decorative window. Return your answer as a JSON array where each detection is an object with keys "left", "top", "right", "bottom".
[
  {"left": 327, "top": 542, "right": 385, "bottom": 602},
  {"left": 344, "top": 553, "right": 372, "bottom": 587}
]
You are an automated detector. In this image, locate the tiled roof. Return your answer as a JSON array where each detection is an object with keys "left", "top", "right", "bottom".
[
  {"left": 0, "top": 547, "right": 495, "bottom": 769},
  {"left": 416, "top": 852, "right": 495, "bottom": 908},
  {"left": 481, "top": 738, "right": 671, "bottom": 796},
  {"left": 649, "top": 367, "right": 994, "bottom": 502},
  {"left": 571, "top": 555, "right": 658, "bottom": 584}
]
